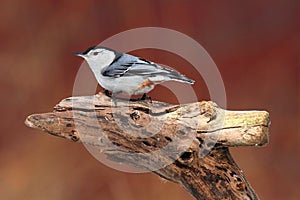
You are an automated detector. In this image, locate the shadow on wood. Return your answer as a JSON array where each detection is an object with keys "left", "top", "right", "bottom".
[{"left": 25, "top": 93, "right": 270, "bottom": 200}]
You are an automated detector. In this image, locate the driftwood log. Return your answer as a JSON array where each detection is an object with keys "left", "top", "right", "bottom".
[{"left": 25, "top": 93, "right": 270, "bottom": 200}]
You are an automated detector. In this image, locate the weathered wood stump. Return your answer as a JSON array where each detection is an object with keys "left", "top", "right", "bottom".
[{"left": 25, "top": 93, "right": 270, "bottom": 200}]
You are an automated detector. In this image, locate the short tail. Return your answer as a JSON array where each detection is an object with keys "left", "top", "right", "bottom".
[
  {"left": 150, "top": 66, "right": 195, "bottom": 84},
  {"left": 169, "top": 74, "right": 195, "bottom": 84}
]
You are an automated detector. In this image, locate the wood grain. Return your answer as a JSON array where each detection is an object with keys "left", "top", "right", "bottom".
[{"left": 25, "top": 93, "right": 270, "bottom": 200}]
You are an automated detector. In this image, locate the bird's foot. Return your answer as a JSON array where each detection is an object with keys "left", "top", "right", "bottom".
[
  {"left": 104, "top": 90, "right": 112, "bottom": 97},
  {"left": 130, "top": 93, "right": 152, "bottom": 102},
  {"left": 140, "top": 93, "right": 152, "bottom": 101},
  {"left": 104, "top": 91, "right": 152, "bottom": 103}
]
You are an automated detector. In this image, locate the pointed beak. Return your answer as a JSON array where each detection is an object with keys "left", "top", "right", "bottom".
[{"left": 73, "top": 52, "right": 85, "bottom": 58}]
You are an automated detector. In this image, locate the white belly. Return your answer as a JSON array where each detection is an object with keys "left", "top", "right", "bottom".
[{"left": 96, "top": 75, "right": 155, "bottom": 95}]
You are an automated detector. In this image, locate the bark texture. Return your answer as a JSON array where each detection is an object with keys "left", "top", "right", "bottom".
[{"left": 25, "top": 93, "right": 270, "bottom": 200}]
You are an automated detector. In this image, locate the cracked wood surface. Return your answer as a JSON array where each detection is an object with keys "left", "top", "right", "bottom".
[{"left": 25, "top": 93, "right": 270, "bottom": 200}]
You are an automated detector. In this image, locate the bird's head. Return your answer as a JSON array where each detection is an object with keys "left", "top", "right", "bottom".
[{"left": 74, "top": 46, "right": 118, "bottom": 69}]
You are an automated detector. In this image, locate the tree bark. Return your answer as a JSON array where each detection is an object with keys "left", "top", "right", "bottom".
[{"left": 25, "top": 93, "right": 270, "bottom": 200}]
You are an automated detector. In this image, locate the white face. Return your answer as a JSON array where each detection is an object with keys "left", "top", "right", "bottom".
[{"left": 81, "top": 48, "right": 116, "bottom": 69}]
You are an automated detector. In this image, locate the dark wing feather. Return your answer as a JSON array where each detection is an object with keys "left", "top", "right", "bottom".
[
  {"left": 101, "top": 53, "right": 159, "bottom": 77},
  {"left": 101, "top": 53, "right": 194, "bottom": 84},
  {"left": 102, "top": 63, "right": 132, "bottom": 77}
]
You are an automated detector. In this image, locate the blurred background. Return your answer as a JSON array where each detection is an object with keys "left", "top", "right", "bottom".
[{"left": 0, "top": 0, "right": 299, "bottom": 199}]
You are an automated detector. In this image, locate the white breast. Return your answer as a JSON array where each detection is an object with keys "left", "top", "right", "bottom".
[{"left": 97, "top": 75, "right": 154, "bottom": 95}]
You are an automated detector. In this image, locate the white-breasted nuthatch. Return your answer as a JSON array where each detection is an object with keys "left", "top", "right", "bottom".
[{"left": 74, "top": 46, "right": 194, "bottom": 100}]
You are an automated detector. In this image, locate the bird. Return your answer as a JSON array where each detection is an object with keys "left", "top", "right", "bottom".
[{"left": 74, "top": 46, "right": 195, "bottom": 100}]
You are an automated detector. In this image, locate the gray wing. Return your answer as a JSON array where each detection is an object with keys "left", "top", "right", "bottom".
[
  {"left": 101, "top": 53, "right": 194, "bottom": 83},
  {"left": 101, "top": 54, "right": 159, "bottom": 77}
]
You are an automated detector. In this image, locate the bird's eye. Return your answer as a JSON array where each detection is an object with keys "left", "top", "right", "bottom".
[{"left": 93, "top": 52, "right": 99, "bottom": 56}]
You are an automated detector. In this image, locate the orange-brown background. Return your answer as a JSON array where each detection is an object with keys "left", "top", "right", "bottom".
[{"left": 1, "top": 0, "right": 299, "bottom": 200}]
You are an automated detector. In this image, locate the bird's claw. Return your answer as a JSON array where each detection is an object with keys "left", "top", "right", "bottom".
[{"left": 103, "top": 90, "right": 152, "bottom": 103}]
